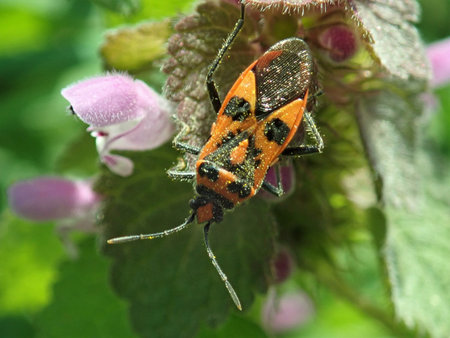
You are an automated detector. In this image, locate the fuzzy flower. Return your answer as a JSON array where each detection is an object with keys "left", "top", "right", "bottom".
[
  {"left": 8, "top": 177, "right": 102, "bottom": 257},
  {"left": 262, "top": 290, "right": 315, "bottom": 334},
  {"left": 314, "top": 24, "right": 359, "bottom": 63},
  {"left": 62, "top": 73, "right": 175, "bottom": 176},
  {"left": 272, "top": 246, "right": 296, "bottom": 284},
  {"left": 8, "top": 177, "right": 101, "bottom": 221},
  {"left": 427, "top": 37, "right": 450, "bottom": 88}
]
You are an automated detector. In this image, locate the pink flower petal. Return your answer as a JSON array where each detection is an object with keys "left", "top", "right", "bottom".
[
  {"left": 62, "top": 73, "right": 175, "bottom": 176},
  {"left": 102, "top": 154, "right": 135, "bottom": 177},
  {"left": 262, "top": 291, "right": 315, "bottom": 334},
  {"left": 104, "top": 81, "right": 175, "bottom": 151},
  {"left": 61, "top": 73, "right": 146, "bottom": 127},
  {"left": 427, "top": 37, "right": 450, "bottom": 88},
  {"left": 8, "top": 177, "right": 101, "bottom": 221}
]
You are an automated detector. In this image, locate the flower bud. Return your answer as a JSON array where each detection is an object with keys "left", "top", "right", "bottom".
[
  {"left": 262, "top": 290, "right": 315, "bottom": 334},
  {"left": 8, "top": 177, "right": 100, "bottom": 221}
]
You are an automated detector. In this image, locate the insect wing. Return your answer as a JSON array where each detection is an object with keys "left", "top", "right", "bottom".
[
  {"left": 252, "top": 93, "right": 309, "bottom": 187},
  {"left": 199, "top": 61, "right": 259, "bottom": 160},
  {"left": 254, "top": 37, "right": 314, "bottom": 118}
]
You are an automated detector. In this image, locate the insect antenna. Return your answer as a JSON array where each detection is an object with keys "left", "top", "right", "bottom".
[
  {"left": 203, "top": 222, "right": 242, "bottom": 311},
  {"left": 107, "top": 213, "right": 196, "bottom": 244}
]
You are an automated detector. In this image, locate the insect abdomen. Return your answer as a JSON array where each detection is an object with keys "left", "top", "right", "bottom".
[{"left": 196, "top": 160, "right": 256, "bottom": 207}]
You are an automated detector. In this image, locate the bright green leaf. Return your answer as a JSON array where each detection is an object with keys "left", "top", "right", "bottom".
[
  {"left": 91, "top": 0, "right": 141, "bottom": 16},
  {"left": 0, "top": 212, "right": 64, "bottom": 314}
]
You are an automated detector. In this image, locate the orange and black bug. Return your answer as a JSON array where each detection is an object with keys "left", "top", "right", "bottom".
[{"left": 108, "top": 1, "right": 324, "bottom": 310}]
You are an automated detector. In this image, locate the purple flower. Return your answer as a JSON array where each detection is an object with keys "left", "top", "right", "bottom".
[
  {"left": 315, "top": 24, "right": 358, "bottom": 63},
  {"left": 8, "top": 177, "right": 102, "bottom": 257},
  {"left": 61, "top": 73, "right": 175, "bottom": 176},
  {"left": 272, "top": 247, "right": 295, "bottom": 284},
  {"left": 427, "top": 37, "right": 450, "bottom": 88},
  {"left": 262, "top": 290, "right": 315, "bottom": 334},
  {"left": 8, "top": 177, "right": 101, "bottom": 222}
]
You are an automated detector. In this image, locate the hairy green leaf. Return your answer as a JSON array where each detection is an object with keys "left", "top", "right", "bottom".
[
  {"left": 351, "top": 0, "right": 429, "bottom": 84},
  {"left": 358, "top": 89, "right": 450, "bottom": 336},
  {"left": 98, "top": 145, "right": 276, "bottom": 338},
  {"left": 383, "top": 152, "right": 450, "bottom": 338},
  {"left": 35, "top": 238, "right": 137, "bottom": 338}
]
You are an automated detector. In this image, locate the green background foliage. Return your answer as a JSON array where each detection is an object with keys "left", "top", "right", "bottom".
[{"left": 0, "top": 0, "right": 449, "bottom": 337}]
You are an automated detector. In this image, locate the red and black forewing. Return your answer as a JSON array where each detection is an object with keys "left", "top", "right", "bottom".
[{"left": 199, "top": 37, "right": 315, "bottom": 162}]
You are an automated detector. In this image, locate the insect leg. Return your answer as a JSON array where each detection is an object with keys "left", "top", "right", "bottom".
[
  {"left": 261, "top": 165, "right": 284, "bottom": 197},
  {"left": 172, "top": 122, "right": 201, "bottom": 155},
  {"left": 203, "top": 222, "right": 242, "bottom": 310},
  {"left": 206, "top": 1, "right": 246, "bottom": 114},
  {"left": 167, "top": 169, "right": 196, "bottom": 181},
  {"left": 282, "top": 112, "right": 324, "bottom": 157}
]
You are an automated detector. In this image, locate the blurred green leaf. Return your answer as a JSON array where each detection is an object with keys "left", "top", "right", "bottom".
[
  {"left": 0, "top": 6, "right": 50, "bottom": 56},
  {"left": 197, "top": 314, "right": 268, "bottom": 338},
  {"left": 0, "top": 315, "right": 34, "bottom": 338},
  {"left": 293, "top": 294, "right": 394, "bottom": 338},
  {"left": 417, "top": 0, "right": 450, "bottom": 42},
  {"left": 101, "top": 19, "right": 172, "bottom": 71},
  {"left": 35, "top": 238, "right": 138, "bottom": 338},
  {"left": 98, "top": 145, "right": 276, "bottom": 338},
  {"left": 428, "top": 86, "right": 450, "bottom": 155},
  {"left": 91, "top": 0, "right": 141, "bottom": 16},
  {"left": 105, "top": 0, "right": 196, "bottom": 24},
  {"left": 55, "top": 130, "right": 99, "bottom": 176},
  {"left": 0, "top": 212, "right": 64, "bottom": 313}
]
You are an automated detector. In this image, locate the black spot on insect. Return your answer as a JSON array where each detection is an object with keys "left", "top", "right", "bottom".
[
  {"left": 212, "top": 203, "right": 224, "bottom": 222},
  {"left": 264, "top": 118, "right": 290, "bottom": 145},
  {"left": 196, "top": 185, "right": 234, "bottom": 209},
  {"left": 221, "top": 131, "right": 235, "bottom": 145},
  {"left": 189, "top": 198, "right": 224, "bottom": 223},
  {"left": 254, "top": 159, "right": 261, "bottom": 168},
  {"left": 247, "top": 135, "right": 262, "bottom": 159},
  {"left": 189, "top": 197, "right": 208, "bottom": 210},
  {"left": 198, "top": 162, "right": 219, "bottom": 181},
  {"left": 224, "top": 96, "right": 251, "bottom": 122},
  {"left": 227, "top": 181, "right": 252, "bottom": 198}
]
